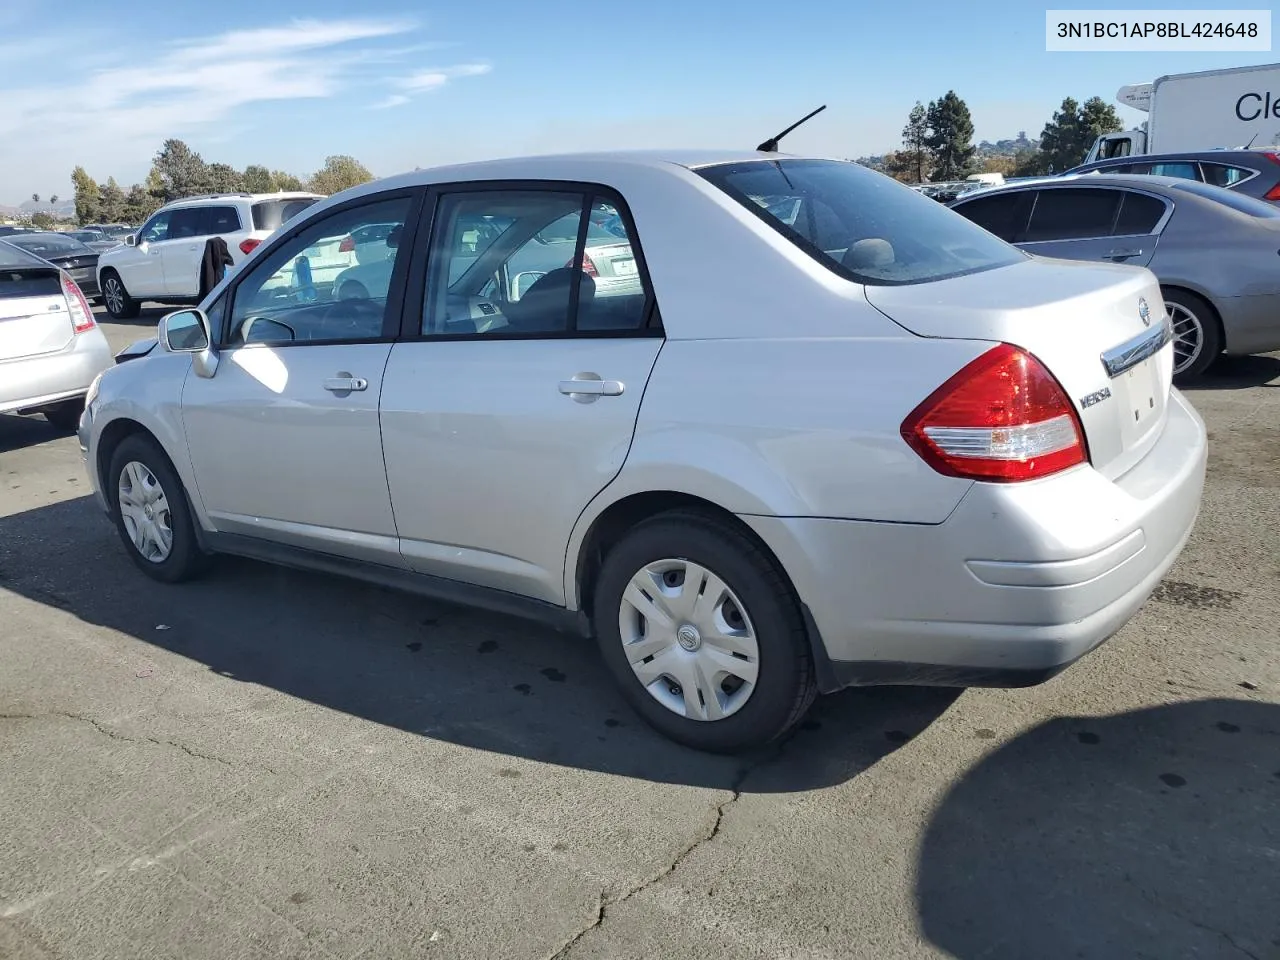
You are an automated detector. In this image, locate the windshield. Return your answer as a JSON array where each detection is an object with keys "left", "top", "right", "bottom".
[
  {"left": 1169, "top": 180, "right": 1280, "bottom": 218},
  {"left": 697, "top": 159, "right": 1023, "bottom": 285},
  {"left": 252, "top": 198, "right": 320, "bottom": 231},
  {"left": 3, "top": 233, "right": 93, "bottom": 257}
]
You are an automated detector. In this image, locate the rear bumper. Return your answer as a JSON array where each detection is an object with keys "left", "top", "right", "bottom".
[
  {"left": 0, "top": 329, "right": 113, "bottom": 414},
  {"left": 744, "top": 389, "right": 1207, "bottom": 689},
  {"left": 1217, "top": 293, "right": 1280, "bottom": 356}
]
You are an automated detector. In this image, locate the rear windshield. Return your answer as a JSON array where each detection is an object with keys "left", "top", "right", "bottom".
[
  {"left": 3, "top": 233, "right": 92, "bottom": 257},
  {"left": 697, "top": 159, "right": 1024, "bottom": 285},
  {"left": 0, "top": 268, "right": 61, "bottom": 299},
  {"left": 252, "top": 198, "right": 320, "bottom": 231},
  {"left": 1168, "top": 180, "right": 1280, "bottom": 217}
]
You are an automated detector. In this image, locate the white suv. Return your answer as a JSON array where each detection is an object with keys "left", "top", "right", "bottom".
[{"left": 97, "top": 192, "right": 322, "bottom": 319}]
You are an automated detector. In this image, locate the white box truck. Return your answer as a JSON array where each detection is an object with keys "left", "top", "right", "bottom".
[{"left": 1085, "top": 61, "right": 1280, "bottom": 164}]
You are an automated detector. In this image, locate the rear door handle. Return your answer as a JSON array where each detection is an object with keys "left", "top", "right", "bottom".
[
  {"left": 323, "top": 376, "right": 368, "bottom": 393},
  {"left": 558, "top": 376, "right": 624, "bottom": 402},
  {"left": 1106, "top": 248, "right": 1142, "bottom": 260}
]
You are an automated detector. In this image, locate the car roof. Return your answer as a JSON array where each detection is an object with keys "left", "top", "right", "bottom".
[
  {"left": 0, "top": 239, "right": 58, "bottom": 269},
  {"left": 1067, "top": 148, "right": 1280, "bottom": 171},
  {"left": 160, "top": 191, "right": 323, "bottom": 210},
  {"left": 953, "top": 173, "right": 1205, "bottom": 198}
]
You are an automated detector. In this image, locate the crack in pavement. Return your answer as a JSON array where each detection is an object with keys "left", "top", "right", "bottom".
[
  {"left": 546, "top": 743, "right": 784, "bottom": 960},
  {"left": 2, "top": 711, "right": 240, "bottom": 769},
  {"left": 1128, "top": 876, "right": 1261, "bottom": 960}
]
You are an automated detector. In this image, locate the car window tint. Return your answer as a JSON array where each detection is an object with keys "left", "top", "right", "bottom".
[
  {"left": 1113, "top": 192, "right": 1167, "bottom": 235},
  {"left": 203, "top": 206, "right": 241, "bottom": 235},
  {"left": 423, "top": 190, "right": 590, "bottom": 337},
  {"left": 168, "top": 208, "right": 204, "bottom": 240},
  {"left": 251, "top": 198, "right": 320, "bottom": 231},
  {"left": 1147, "top": 162, "right": 1199, "bottom": 181},
  {"left": 138, "top": 212, "right": 172, "bottom": 244},
  {"left": 1024, "top": 188, "right": 1121, "bottom": 242},
  {"left": 576, "top": 199, "right": 649, "bottom": 332},
  {"left": 952, "top": 192, "right": 1023, "bottom": 241},
  {"left": 225, "top": 196, "right": 412, "bottom": 346},
  {"left": 1200, "top": 163, "right": 1253, "bottom": 187}
]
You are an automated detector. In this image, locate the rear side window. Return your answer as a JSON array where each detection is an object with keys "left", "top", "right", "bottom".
[
  {"left": 1113, "top": 192, "right": 1167, "bottom": 235},
  {"left": 252, "top": 198, "right": 319, "bottom": 231},
  {"left": 698, "top": 159, "right": 1022, "bottom": 285},
  {"left": 1200, "top": 163, "right": 1254, "bottom": 188},
  {"left": 952, "top": 192, "right": 1024, "bottom": 241},
  {"left": 1024, "top": 188, "right": 1122, "bottom": 242},
  {"left": 202, "top": 205, "right": 241, "bottom": 235}
]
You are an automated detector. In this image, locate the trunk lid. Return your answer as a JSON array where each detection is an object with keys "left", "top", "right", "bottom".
[
  {"left": 865, "top": 257, "right": 1173, "bottom": 480},
  {"left": 0, "top": 265, "right": 74, "bottom": 362}
]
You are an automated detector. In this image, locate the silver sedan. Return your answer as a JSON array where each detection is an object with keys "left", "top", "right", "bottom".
[{"left": 949, "top": 173, "right": 1280, "bottom": 379}]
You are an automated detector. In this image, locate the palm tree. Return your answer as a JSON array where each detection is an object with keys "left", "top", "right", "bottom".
[
  {"left": 31, "top": 193, "right": 39, "bottom": 204},
  {"left": 50, "top": 194, "right": 59, "bottom": 206}
]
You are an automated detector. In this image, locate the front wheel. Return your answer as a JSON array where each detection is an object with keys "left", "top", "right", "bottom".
[
  {"left": 592, "top": 511, "right": 816, "bottom": 753},
  {"left": 101, "top": 271, "right": 140, "bottom": 320},
  {"left": 107, "top": 434, "right": 211, "bottom": 583}
]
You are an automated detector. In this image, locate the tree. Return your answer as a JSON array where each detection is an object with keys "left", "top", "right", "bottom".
[
  {"left": 924, "top": 92, "right": 977, "bottom": 182},
  {"left": 123, "top": 184, "right": 159, "bottom": 224},
  {"left": 308, "top": 155, "right": 374, "bottom": 196},
  {"left": 99, "top": 178, "right": 126, "bottom": 223},
  {"left": 71, "top": 166, "right": 101, "bottom": 225},
  {"left": 1013, "top": 147, "right": 1050, "bottom": 177},
  {"left": 980, "top": 155, "right": 1017, "bottom": 175},
  {"left": 50, "top": 194, "right": 59, "bottom": 206},
  {"left": 1078, "top": 96, "right": 1124, "bottom": 157},
  {"left": 31, "top": 212, "right": 54, "bottom": 229},
  {"left": 206, "top": 162, "right": 245, "bottom": 193},
  {"left": 243, "top": 164, "right": 274, "bottom": 192},
  {"left": 901, "top": 102, "right": 930, "bottom": 183},
  {"left": 152, "top": 138, "right": 210, "bottom": 201},
  {"left": 881, "top": 151, "right": 919, "bottom": 183},
  {"left": 1037, "top": 97, "right": 1080, "bottom": 173},
  {"left": 271, "top": 170, "right": 306, "bottom": 191},
  {"left": 31, "top": 193, "right": 39, "bottom": 204}
]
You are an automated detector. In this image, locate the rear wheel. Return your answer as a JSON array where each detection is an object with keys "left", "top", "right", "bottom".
[
  {"left": 101, "top": 271, "right": 140, "bottom": 320},
  {"left": 43, "top": 399, "right": 84, "bottom": 432},
  {"left": 592, "top": 511, "right": 816, "bottom": 753},
  {"left": 1164, "top": 287, "right": 1221, "bottom": 383},
  {"left": 107, "top": 434, "right": 211, "bottom": 583}
]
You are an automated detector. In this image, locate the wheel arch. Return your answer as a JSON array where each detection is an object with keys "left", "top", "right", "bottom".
[{"left": 1160, "top": 283, "right": 1225, "bottom": 357}]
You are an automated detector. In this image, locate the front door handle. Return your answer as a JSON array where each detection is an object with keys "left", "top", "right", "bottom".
[
  {"left": 324, "top": 376, "right": 368, "bottom": 393},
  {"left": 558, "top": 375, "right": 624, "bottom": 403},
  {"left": 1106, "top": 248, "right": 1143, "bottom": 260}
]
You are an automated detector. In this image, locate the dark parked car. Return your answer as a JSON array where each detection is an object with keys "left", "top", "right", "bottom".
[
  {"left": 1061, "top": 149, "right": 1280, "bottom": 205},
  {"left": 1, "top": 232, "right": 103, "bottom": 299},
  {"left": 949, "top": 174, "right": 1280, "bottom": 380}
]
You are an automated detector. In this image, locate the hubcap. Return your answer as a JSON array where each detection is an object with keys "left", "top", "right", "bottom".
[
  {"left": 618, "top": 559, "right": 759, "bottom": 722},
  {"left": 105, "top": 278, "right": 123, "bottom": 313},
  {"left": 117, "top": 461, "right": 173, "bottom": 563},
  {"left": 1166, "top": 301, "right": 1203, "bottom": 375}
]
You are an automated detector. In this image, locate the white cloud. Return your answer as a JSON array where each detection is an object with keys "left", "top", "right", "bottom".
[
  {"left": 0, "top": 18, "right": 487, "bottom": 202},
  {"left": 375, "top": 63, "right": 492, "bottom": 107}
]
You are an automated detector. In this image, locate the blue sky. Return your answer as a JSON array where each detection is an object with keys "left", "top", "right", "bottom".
[{"left": 0, "top": 0, "right": 1274, "bottom": 204}]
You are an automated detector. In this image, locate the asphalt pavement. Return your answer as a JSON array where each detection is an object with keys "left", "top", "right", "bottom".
[{"left": 1, "top": 309, "right": 1277, "bottom": 960}]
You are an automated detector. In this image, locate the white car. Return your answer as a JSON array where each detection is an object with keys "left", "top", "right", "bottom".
[
  {"left": 97, "top": 192, "right": 322, "bottom": 319},
  {"left": 1, "top": 240, "right": 112, "bottom": 430},
  {"left": 80, "top": 151, "right": 1206, "bottom": 752}
]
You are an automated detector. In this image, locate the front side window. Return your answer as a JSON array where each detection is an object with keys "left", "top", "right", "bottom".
[
  {"left": 138, "top": 212, "right": 173, "bottom": 244},
  {"left": 1023, "top": 188, "right": 1122, "bottom": 242},
  {"left": 168, "top": 208, "right": 205, "bottom": 240},
  {"left": 225, "top": 196, "right": 412, "bottom": 346},
  {"left": 422, "top": 189, "right": 651, "bottom": 336},
  {"left": 698, "top": 159, "right": 1023, "bottom": 285}
]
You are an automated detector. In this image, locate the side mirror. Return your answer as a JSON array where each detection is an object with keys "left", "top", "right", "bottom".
[
  {"left": 158, "top": 309, "right": 219, "bottom": 378},
  {"left": 124, "top": 234, "right": 137, "bottom": 247}
]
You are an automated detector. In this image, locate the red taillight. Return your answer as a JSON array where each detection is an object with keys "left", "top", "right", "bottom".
[
  {"left": 338, "top": 235, "right": 355, "bottom": 253},
  {"left": 62, "top": 274, "right": 95, "bottom": 333},
  {"left": 901, "top": 343, "right": 1087, "bottom": 482},
  {"left": 565, "top": 253, "right": 598, "bottom": 277},
  {"left": 1260, "top": 151, "right": 1280, "bottom": 166},
  {"left": 1264, "top": 183, "right": 1280, "bottom": 201},
  {"left": 239, "top": 238, "right": 261, "bottom": 256}
]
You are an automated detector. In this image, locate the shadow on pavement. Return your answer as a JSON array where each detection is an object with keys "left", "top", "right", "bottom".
[
  {"left": 917, "top": 698, "right": 1280, "bottom": 960},
  {"left": 1186, "top": 353, "right": 1280, "bottom": 391},
  {"left": 0, "top": 414, "right": 75, "bottom": 454},
  {"left": 0, "top": 495, "right": 960, "bottom": 792}
]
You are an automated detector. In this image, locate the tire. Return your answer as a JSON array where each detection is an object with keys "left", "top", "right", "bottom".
[
  {"left": 101, "top": 270, "right": 140, "bottom": 320},
  {"left": 592, "top": 510, "right": 817, "bottom": 753},
  {"left": 1164, "top": 287, "right": 1222, "bottom": 383},
  {"left": 107, "top": 434, "right": 211, "bottom": 583},
  {"left": 43, "top": 399, "right": 84, "bottom": 431}
]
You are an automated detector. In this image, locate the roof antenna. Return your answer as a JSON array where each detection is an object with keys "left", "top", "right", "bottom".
[
  {"left": 1242, "top": 131, "right": 1260, "bottom": 149},
  {"left": 757, "top": 105, "right": 827, "bottom": 153}
]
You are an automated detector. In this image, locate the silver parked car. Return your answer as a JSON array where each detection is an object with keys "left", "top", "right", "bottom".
[
  {"left": 949, "top": 174, "right": 1280, "bottom": 379},
  {"left": 1, "top": 240, "right": 113, "bottom": 430},
  {"left": 79, "top": 152, "right": 1206, "bottom": 752}
]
